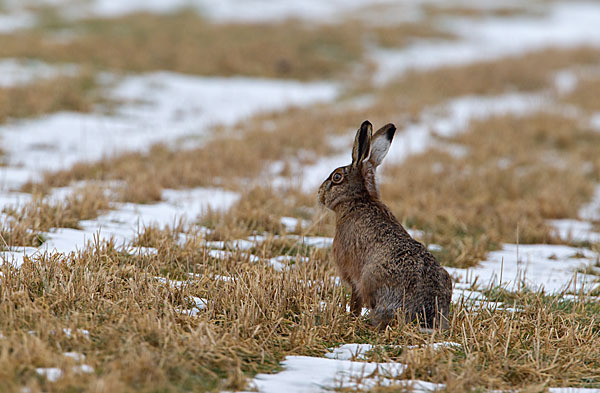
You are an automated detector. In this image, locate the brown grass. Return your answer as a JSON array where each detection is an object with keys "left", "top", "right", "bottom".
[
  {"left": 374, "top": 47, "right": 600, "bottom": 119},
  {"left": 0, "top": 12, "right": 363, "bottom": 81},
  {"left": 1, "top": 233, "right": 599, "bottom": 392},
  {"left": 564, "top": 77, "right": 600, "bottom": 112},
  {"left": 0, "top": 10, "right": 461, "bottom": 81},
  {"left": 1, "top": 185, "right": 110, "bottom": 248},
  {"left": 423, "top": 4, "right": 541, "bottom": 18},
  {"left": 367, "top": 23, "right": 456, "bottom": 49},
  {"left": 0, "top": 71, "right": 98, "bottom": 123}
]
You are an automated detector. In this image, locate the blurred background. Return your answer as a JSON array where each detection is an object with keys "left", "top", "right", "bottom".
[{"left": 1, "top": 0, "right": 600, "bottom": 274}]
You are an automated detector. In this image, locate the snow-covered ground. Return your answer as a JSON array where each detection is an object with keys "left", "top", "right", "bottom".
[
  {"left": 0, "top": 72, "right": 337, "bottom": 189},
  {"left": 447, "top": 244, "right": 599, "bottom": 294},
  {"left": 373, "top": 2, "right": 600, "bottom": 83},
  {"left": 0, "top": 71, "right": 337, "bottom": 260},
  {"left": 0, "top": 59, "right": 78, "bottom": 87}
]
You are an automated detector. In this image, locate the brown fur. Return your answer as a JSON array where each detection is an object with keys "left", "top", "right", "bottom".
[{"left": 318, "top": 121, "right": 452, "bottom": 329}]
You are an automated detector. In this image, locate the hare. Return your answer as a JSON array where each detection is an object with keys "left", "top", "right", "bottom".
[{"left": 318, "top": 120, "right": 452, "bottom": 329}]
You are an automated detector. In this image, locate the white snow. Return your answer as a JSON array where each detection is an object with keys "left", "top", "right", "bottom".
[
  {"left": 549, "top": 219, "right": 600, "bottom": 244},
  {"left": 374, "top": 2, "right": 600, "bottom": 83},
  {"left": 207, "top": 249, "right": 261, "bottom": 263},
  {"left": 125, "top": 246, "right": 159, "bottom": 256},
  {"left": 288, "top": 235, "right": 333, "bottom": 248},
  {"left": 0, "top": 247, "right": 39, "bottom": 268},
  {"left": 36, "top": 367, "right": 63, "bottom": 382},
  {"left": 62, "top": 328, "right": 90, "bottom": 338},
  {"left": 448, "top": 244, "right": 599, "bottom": 294},
  {"left": 325, "top": 342, "right": 461, "bottom": 361},
  {"left": 73, "top": 364, "right": 94, "bottom": 374},
  {"left": 280, "top": 216, "right": 308, "bottom": 232},
  {"left": 325, "top": 344, "right": 373, "bottom": 360},
  {"left": 0, "top": 12, "right": 35, "bottom": 32},
  {"left": 579, "top": 185, "right": 600, "bottom": 222},
  {"left": 177, "top": 296, "right": 208, "bottom": 316},
  {"left": 591, "top": 113, "right": 600, "bottom": 131},
  {"left": 268, "top": 255, "right": 309, "bottom": 271},
  {"left": 242, "top": 355, "right": 408, "bottom": 393},
  {"left": 553, "top": 70, "right": 579, "bottom": 95},
  {"left": 0, "top": 72, "right": 337, "bottom": 189},
  {"left": 0, "top": 59, "right": 78, "bottom": 88},
  {"left": 63, "top": 352, "right": 86, "bottom": 362},
  {"left": 549, "top": 389, "right": 600, "bottom": 393}
]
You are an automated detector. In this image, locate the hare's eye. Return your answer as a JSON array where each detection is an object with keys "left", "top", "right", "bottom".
[{"left": 332, "top": 172, "right": 343, "bottom": 184}]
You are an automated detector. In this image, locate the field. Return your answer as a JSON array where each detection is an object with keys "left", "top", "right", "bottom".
[{"left": 1, "top": 1, "right": 600, "bottom": 392}]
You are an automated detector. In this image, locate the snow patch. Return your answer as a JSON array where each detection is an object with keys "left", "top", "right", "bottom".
[
  {"left": 244, "top": 355, "right": 409, "bottom": 393},
  {"left": 0, "top": 12, "right": 35, "bottom": 32},
  {"left": 0, "top": 59, "right": 78, "bottom": 88},
  {"left": 177, "top": 296, "right": 208, "bottom": 316},
  {"left": 0, "top": 72, "right": 337, "bottom": 189},
  {"left": 32, "top": 187, "right": 239, "bottom": 255},
  {"left": 448, "top": 244, "right": 599, "bottom": 293},
  {"left": 374, "top": 2, "right": 600, "bottom": 83},
  {"left": 579, "top": 185, "right": 600, "bottom": 222},
  {"left": 63, "top": 352, "right": 86, "bottom": 362},
  {"left": 549, "top": 219, "right": 600, "bottom": 244},
  {"left": 36, "top": 367, "right": 63, "bottom": 382}
]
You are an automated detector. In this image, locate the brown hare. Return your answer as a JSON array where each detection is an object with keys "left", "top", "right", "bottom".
[{"left": 318, "top": 120, "right": 452, "bottom": 329}]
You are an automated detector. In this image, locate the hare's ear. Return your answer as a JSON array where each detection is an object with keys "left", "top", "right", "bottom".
[
  {"left": 369, "top": 123, "right": 396, "bottom": 168},
  {"left": 352, "top": 120, "right": 372, "bottom": 167}
]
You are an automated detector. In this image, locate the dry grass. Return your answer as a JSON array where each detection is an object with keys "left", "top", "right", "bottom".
[
  {"left": 374, "top": 47, "right": 600, "bottom": 119},
  {"left": 366, "top": 22, "right": 456, "bottom": 49},
  {"left": 423, "top": 4, "right": 542, "bottom": 18},
  {"left": 0, "top": 71, "right": 98, "bottom": 123},
  {"left": 1, "top": 234, "right": 599, "bottom": 392},
  {"left": 564, "top": 77, "right": 600, "bottom": 112},
  {"left": 0, "top": 11, "right": 451, "bottom": 82},
  {"left": 0, "top": 12, "right": 358, "bottom": 80},
  {"left": 1, "top": 185, "right": 110, "bottom": 249}
]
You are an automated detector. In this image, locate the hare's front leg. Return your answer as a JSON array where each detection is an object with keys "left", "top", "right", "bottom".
[{"left": 350, "top": 289, "right": 363, "bottom": 317}]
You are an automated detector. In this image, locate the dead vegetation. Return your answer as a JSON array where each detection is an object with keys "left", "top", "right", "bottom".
[
  {"left": 0, "top": 11, "right": 453, "bottom": 81},
  {"left": 422, "top": 4, "right": 542, "bottom": 18},
  {"left": 1, "top": 185, "right": 110, "bottom": 248},
  {"left": 0, "top": 71, "right": 98, "bottom": 123},
  {"left": 374, "top": 47, "right": 600, "bottom": 119},
  {"left": 1, "top": 236, "right": 599, "bottom": 392},
  {"left": 564, "top": 77, "right": 600, "bottom": 112}
]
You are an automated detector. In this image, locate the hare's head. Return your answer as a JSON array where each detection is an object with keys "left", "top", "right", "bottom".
[{"left": 318, "top": 120, "right": 395, "bottom": 211}]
